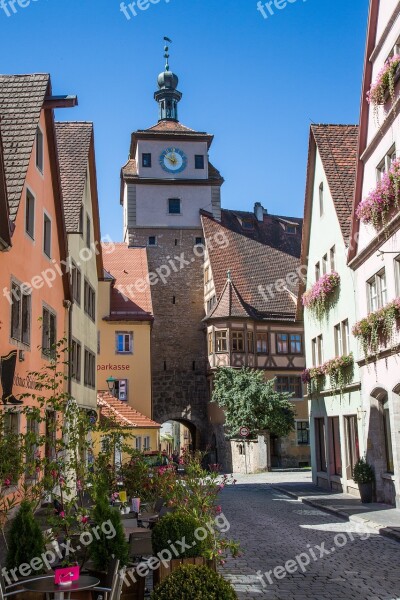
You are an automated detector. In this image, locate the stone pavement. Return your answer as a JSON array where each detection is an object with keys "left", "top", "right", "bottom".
[
  {"left": 269, "top": 470, "right": 400, "bottom": 543},
  {"left": 219, "top": 472, "right": 400, "bottom": 599}
]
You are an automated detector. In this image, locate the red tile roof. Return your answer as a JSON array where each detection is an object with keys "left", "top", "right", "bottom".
[
  {"left": 55, "top": 122, "right": 93, "bottom": 233},
  {"left": 0, "top": 74, "right": 49, "bottom": 221},
  {"left": 206, "top": 277, "right": 254, "bottom": 320},
  {"left": 145, "top": 121, "right": 197, "bottom": 133},
  {"left": 202, "top": 214, "right": 300, "bottom": 321},
  {"left": 311, "top": 124, "right": 359, "bottom": 241},
  {"left": 97, "top": 391, "right": 160, "bottom": 429},
  {"left": 102, "top": 243, "right": 153, "bottom": 320}
]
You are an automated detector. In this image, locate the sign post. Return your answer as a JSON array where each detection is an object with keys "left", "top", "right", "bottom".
[{"left": 239, "top": 427, "right": 250, "bottom": 474}]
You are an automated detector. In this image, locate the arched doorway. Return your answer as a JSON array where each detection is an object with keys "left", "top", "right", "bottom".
[
  {"left": 160, "top": 419, "right": 198, "bottom": 457},
  {"left": 368, "top": 386, "right": 395, "bottom": 504}
]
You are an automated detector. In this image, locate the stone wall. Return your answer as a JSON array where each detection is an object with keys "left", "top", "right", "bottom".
[{"left": 128, "top": 227, "right": 210, "bottom": 447}]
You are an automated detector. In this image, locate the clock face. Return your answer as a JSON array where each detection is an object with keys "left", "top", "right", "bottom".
[{"left": 160, "top": 147, "right": 187, "bottom": 174}]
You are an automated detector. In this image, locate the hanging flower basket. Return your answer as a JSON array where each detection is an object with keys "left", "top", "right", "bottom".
[
  {"left": 352, "top": 298, "right": 400, "bottom": 360},
  {"left": 302, "top": 272, "right": 340, "bottom": 320},
  {"left": 367, "top": 55, "right": 400, "bottom": 106},
  {"left": 356, "top": 159, "right": 400, "bottom": 229},
  {"left": 322, "top": 353, "right": 354, "bottom": 392},
  {"left": 301, "top": 366, "right": 325, "bottom": 395},
  {"left": 302, "top": 353, "right": 353, "bottom": 396}
]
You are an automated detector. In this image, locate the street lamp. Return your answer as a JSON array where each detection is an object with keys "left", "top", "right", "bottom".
[{"left": 106, "top": 376, "right": 117, "bottom": 397}]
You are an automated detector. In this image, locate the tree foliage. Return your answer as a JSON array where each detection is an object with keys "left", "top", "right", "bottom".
[{"left": 212, "top": 368, "right": 296, "bottom": 438}]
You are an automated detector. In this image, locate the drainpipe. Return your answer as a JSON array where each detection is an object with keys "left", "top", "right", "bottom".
[{"left": 63, "top": 300, "right": 73, "bottom": 396}]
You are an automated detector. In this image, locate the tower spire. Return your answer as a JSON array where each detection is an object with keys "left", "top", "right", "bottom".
[{"left": 154, "top": 36, "right": 182, "bottom": 122}]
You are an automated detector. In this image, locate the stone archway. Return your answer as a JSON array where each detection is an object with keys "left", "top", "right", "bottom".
[{"left": 160, "top": 416, "right": 201, "bottom": 454}]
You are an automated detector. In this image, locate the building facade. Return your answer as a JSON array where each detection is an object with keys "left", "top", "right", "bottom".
[
  {"left": 97, "top": 243, "right": 154, "bottom": 427},
  {"left": 301, "top": 124, "right": 363, "bottom": 495},
  {"left": 349, "top": 0, "right": 400, "bottom": 507},
  {"left": 0, "top": 74, "right": 76, "bottom": 444},
  {"left": 203, "top": 207, "right": 310, "bottom": 470},
  {"left": 120, "top": 60, "right": 223, "bottom": 449},
  {"left": 56, "top": 122, "right": 103, "bottom": 410}
]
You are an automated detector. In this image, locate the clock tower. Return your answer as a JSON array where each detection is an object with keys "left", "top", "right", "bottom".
[{"left": 120, "top": 42, "right": 223, "bottom": 448}]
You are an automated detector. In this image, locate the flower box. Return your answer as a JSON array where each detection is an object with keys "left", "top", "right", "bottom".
[
  {"left": 356, "top": 159, "right": 400, "bottom": 229},
  {"left": 352, "top": 298, "right": 400, "bottom": 359},
  {"left": 153, "top": 557, "right": 216, "bottom": 587},
  {"left": 302, "top": 272, "right": 340, "bottom": 320},
  {"left": 302, "top": 353, "right": 353, "bottom": 394},
  {"left": 367, "top": 56, "right": 400, "bottom": 106}
]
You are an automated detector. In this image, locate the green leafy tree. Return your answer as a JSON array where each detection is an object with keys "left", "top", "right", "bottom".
[
  {"left": 6, "top": 501, "right": 46, "bottom": 571},
  {"left": 212, "top": 367, "right": 296, "bottom": 438}
]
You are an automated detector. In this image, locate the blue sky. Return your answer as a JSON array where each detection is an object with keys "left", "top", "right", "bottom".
[{"left": 0, "top": 0, "right": 369, "bottom": 241}]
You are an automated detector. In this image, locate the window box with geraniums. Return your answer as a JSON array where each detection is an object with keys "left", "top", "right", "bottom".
[
  {"left": 356, "top": 159, "right": 400, "bottom": 229},
  {"left": 302, "top": 272, "right": 340, "bottom": 320},
  {"left": 352, "top": 298, "right": 400, "bottom": 359},
  {"left": 301, "top": 366, "right": 325, "bottom": 396},
  {"left": 302, "top": 353, "right": 354, "bottom": 396},
  {"left": 367, "top": 55, "right": 400, "bottom": 107}
]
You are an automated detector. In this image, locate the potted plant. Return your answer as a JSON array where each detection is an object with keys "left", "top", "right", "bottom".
[
  {"left": 353, "top": 458, "right": 375, "bottom": 503},
  {"left": 151, "top": 564, "right": 237, "bottom": 599},
  {"left": 152, "top": 512, "right": 214, "bottom": 586}
]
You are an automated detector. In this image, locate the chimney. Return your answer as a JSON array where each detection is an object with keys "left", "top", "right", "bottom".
[{"left": 254, "top": 202, "right": 265, "bottom": 222}]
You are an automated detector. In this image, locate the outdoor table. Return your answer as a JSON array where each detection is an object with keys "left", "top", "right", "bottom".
[{"left": 22, "top": 574, "right": 100, "bottom": 600}]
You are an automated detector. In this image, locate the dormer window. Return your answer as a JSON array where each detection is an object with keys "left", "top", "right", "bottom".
[
  {"left": 286, "top": 224, "right": 297, "bottom": 235},
  {"left": 241, "top": 219, "right": 254, "bottom": 231},
  {"left": 148, "top": 236, "right": 157, "bottom": 246},
  {"left": 142, "top": 153, "right": 152, "bottom": 168},
  {"left": 195, "top": 155, "right": 205, "bottom": 169}
]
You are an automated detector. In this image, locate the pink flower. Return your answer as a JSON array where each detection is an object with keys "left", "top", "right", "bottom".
[
  {"left": 81, "top": 515, "right": 89, "bottom": 524},
  {"left": 216, "top": 505, "right": 222, "bottom": 514},
  {"left": 59, "top": 511, "right": 65, "bottom": 518},
  {"left": 3, "top": 478, "right": 11, "bottom": 487},
  {"left": 302, "top": 272, "right": 340, "bottom": 315},
  {"left": 356, "top": 159, "right": 400, "bottom": 228}
]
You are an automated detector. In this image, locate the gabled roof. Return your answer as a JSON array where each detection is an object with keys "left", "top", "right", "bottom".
[
  {"left": 202, "top": 214, "right": 300, "bottom": 322},
  {"left": 206, "top": 276, "right": 255, "bottom": 320},
  {"left": 55, "top": 122, "right": 92, "bottom": 232},
  {"left": 0, "top": 124, "right": 11, "bottom": 249},
  {"left": 55, "top": 121, "right": 103, "bottom": 279},
  {"left": 102, "top": 243, "right": 153, "bottom": 321},
  {"left": 129, "top": 120, "right": 214, "bottom": 157},
  {"left": 0, "top": 74, "right": 49, "bottom": 221},
  {"left": 97, "top": 391, "right": 160, "bottom": 429},
  {"left": 311, "top": 124, "right": 359, "bottom": 241}
]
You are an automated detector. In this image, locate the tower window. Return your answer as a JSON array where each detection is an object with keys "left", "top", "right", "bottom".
[
  {"left": 148, "top": 236, "right": 157, "bottom": 246},
  {"left": 195, "top": 155, "right": 205, "bottom": 169},
  {"left": 142, "top": 153, "right": 152, "bottom": 168},
  {"left": 168, "top": 198, "right": 181, "bottom": 215}
]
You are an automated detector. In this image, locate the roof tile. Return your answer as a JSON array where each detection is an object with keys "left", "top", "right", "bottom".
[{"left": 97, "top": 391, "right": 160, "bottom": 429}]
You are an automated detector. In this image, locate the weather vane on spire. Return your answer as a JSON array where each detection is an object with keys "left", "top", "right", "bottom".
[{"left": 163, "top": 36, "right": 172, "bottom": 71}]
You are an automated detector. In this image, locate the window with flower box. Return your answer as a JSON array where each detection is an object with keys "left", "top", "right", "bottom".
[
  {"left": 395, "top": 255, "right": 400, "bottom": 296},
  {"left": 367, "top": 270, "right": 387, "bottom": 312},
  {"left": 312, "top": 335, "right": 324, "bottom": 366},
  {"left": 377, "top": 146, "right": 396, "bottom": 182},
  {"left": 334, "top": 319, "right": 350, "bottom": 356}
]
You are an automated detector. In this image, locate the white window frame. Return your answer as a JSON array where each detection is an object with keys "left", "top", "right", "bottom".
[
  {"left": 116, "top": 332, "right": 133, "bottom": 354},
  {"left": 377, "top": 145, "right": 396, "bottom": 182},
  {"left": 367, "top": 269, "right": 387, "bottom": 312},
  {"left": 43, "top": 210, "right": 52, "bottom": 259},
  {"left": 36, "top": 126, "right": 44, "bottom": 174}
]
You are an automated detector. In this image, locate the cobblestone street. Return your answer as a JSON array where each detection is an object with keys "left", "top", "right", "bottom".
[{"left": 220, "top": 473, "right": 400, "bottom": 600}]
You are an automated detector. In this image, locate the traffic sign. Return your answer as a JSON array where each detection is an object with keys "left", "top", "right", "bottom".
[{"left": 239, "top": 426, "right": 250, "bottom": 438}]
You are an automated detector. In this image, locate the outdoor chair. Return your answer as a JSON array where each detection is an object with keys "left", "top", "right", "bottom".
[
  {"left": 1, "top": 570, "right": 54, "bottom": 599},
  {"left": 129, "top": 533, "right": 153, "bottom": 559},
  {"left": 138, "top": 498, "right": 165, "bottom": 526},
  {"left": 91, "top": 558, "right": 120, "bottom": 600}
]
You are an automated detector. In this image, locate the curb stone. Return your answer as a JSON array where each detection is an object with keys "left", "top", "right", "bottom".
[{"left": 271, "top": 484, "right": 400, "bottom": 544}]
